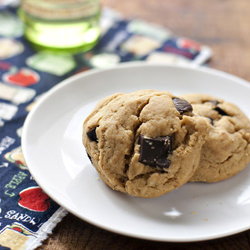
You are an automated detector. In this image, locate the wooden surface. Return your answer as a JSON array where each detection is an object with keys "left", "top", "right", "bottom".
[{"left": 38, "top": 0, "right": 250, "bottom": 249}]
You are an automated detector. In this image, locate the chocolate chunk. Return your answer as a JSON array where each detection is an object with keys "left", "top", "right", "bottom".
[
  {"left": 173, "top": 97, "right": 193, "bottom": 114},
  {"left": 139, "top": 135, "right": 172, "bottom": 169},
  {"left": 87, "top": 127, "right": 98, "bottom": 142},
  {"left": 209, "top": 100, "right": 228, "bottom": 116},
  {"left": 214, "top": 106, "right": 228, "bottom": 116}
]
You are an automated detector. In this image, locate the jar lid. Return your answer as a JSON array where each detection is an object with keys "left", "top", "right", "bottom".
[{"left": 21, "top": 0, "right": 100, "bottom": 20}]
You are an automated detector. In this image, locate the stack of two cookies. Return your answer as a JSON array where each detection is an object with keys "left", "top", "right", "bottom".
[{"left": 82, "top": 90, "right": 250, "bottom": 198}]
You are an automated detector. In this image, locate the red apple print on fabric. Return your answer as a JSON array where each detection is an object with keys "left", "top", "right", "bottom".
[
  {"left": 177, "top": 38, "right": 201, "bottom": 52},
  {"left": 3, "top": 67, "right": 39, "bottom": 87},
  {"left": 18, "top": 186, "right": 51, "bottom": 212},
  {"left": 12, "top": 227, "right": 23, "bottom": 233}
]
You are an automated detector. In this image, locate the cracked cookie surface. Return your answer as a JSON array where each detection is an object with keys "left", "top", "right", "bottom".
[
  {"left": 182, "top": 93, "right": 250, "bottom": 183},
  {"left": 82, "top": 90, "right": 209, "bottom": 198}
]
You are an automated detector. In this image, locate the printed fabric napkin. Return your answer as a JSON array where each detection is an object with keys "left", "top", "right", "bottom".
[{"left": 0, "top": 4, "right": 212, "bottom": 250}]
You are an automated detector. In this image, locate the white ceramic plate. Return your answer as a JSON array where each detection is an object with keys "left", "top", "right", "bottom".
[{"left": 22, "top": 63, "right": 250, "bottom": 242}]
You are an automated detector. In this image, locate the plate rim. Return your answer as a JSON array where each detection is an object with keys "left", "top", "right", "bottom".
[{"left": 22, "top": 62, "right": 250, "bottom": 122}]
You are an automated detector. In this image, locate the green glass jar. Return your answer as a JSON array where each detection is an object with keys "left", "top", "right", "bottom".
[{"left": 19, "top": 0, "right": 101, "bottom": 53}]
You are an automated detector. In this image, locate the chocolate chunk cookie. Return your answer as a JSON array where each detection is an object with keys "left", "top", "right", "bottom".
[
  {"left": 182, "top": 93, "right": 250, "bottom": 183},
  {"left": 82, "top": 90, "right": 209, "bottom": 198}
]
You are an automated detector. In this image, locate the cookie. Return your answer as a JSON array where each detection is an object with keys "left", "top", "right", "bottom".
[
  {"left": 182, "top": 93, "right": 250, "bottom": 182},
  {"left": 82, "top": 90, "right": 209, "bottom": 198}
]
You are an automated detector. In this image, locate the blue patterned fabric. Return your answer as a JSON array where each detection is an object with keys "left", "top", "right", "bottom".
[{"left": 0, "top": 6, "right": 211, "bottom": 250}]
